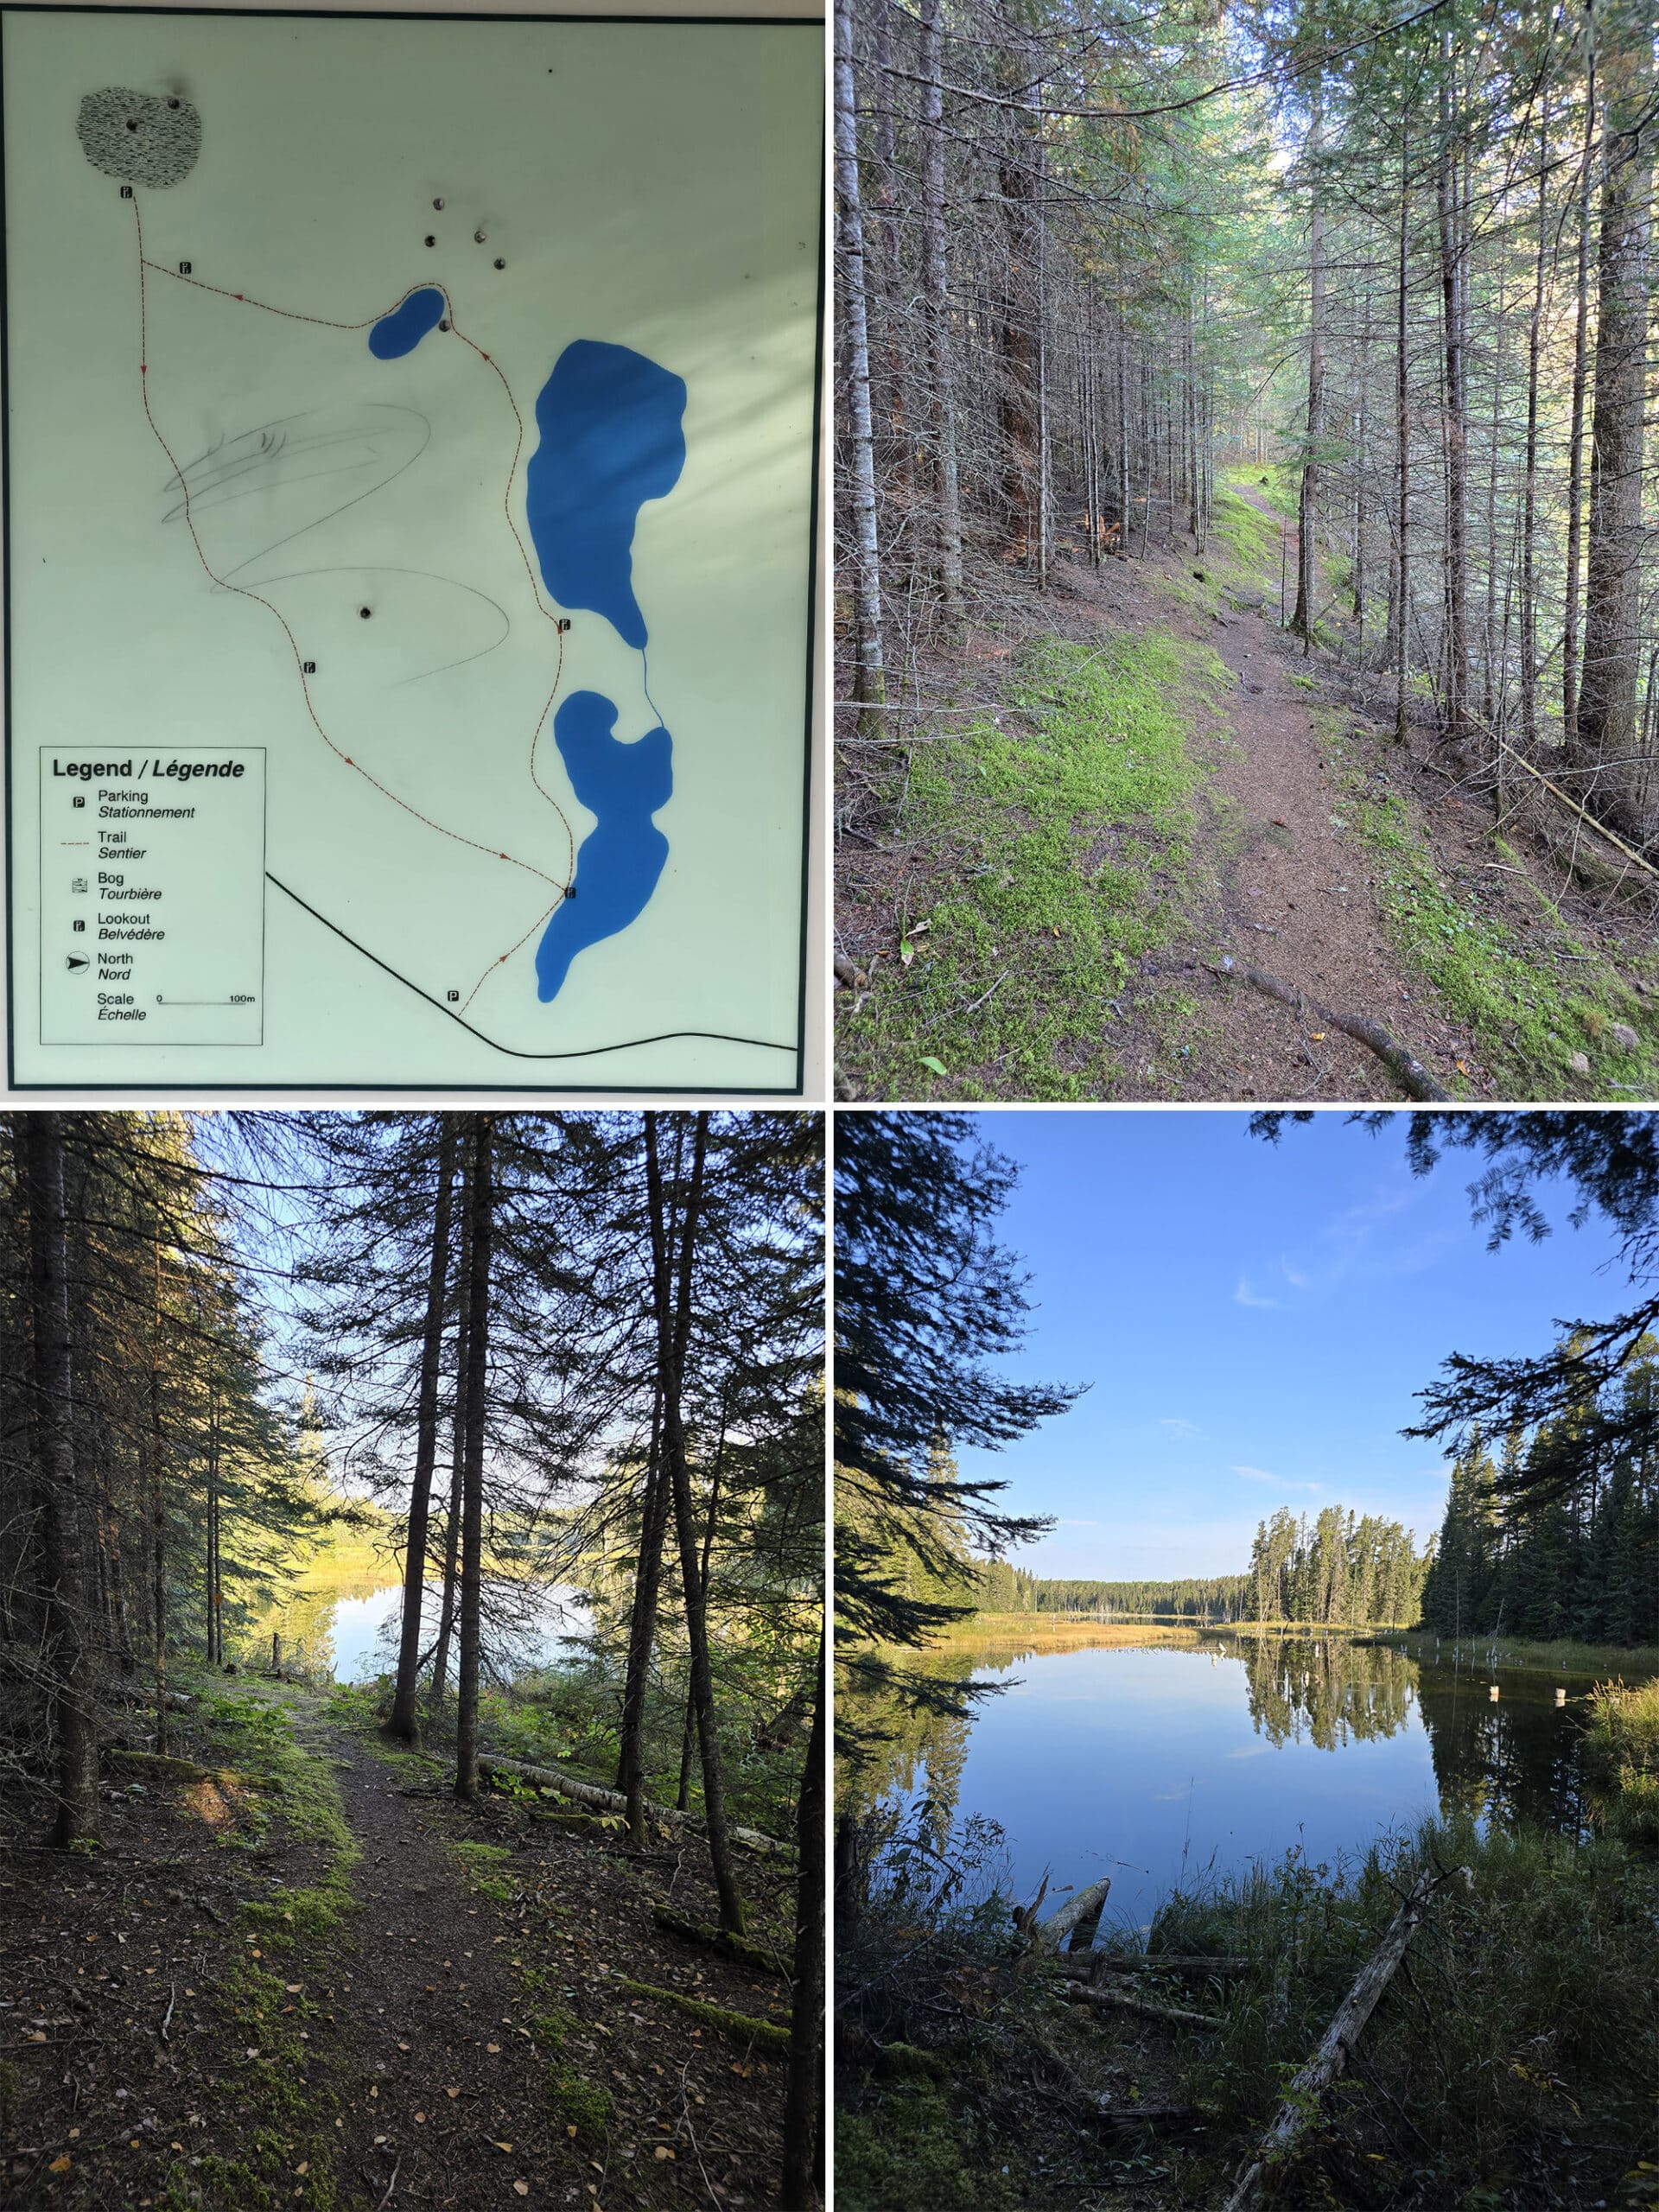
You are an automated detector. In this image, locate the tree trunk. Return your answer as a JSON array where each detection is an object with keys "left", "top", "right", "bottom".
[
  {"left": 834, "top": 0, "right": 887, "bottom": 731},
  {"left": 1293, "top": 88, "right": 1325, "bottom": 647},
  {"left": 1395, "top": 118, "right": 1411, "bottom": 745},
  {"left": 1562, "top": 35, "right": 1598, "bottom": 747},
  {"left": 677, "top": 1419, "right": 727, "bottom": 1813},
  {"left": 389, "top": 1117, "right": 458, "bottom": 1744},
  {"left": 645, "top": 1111, "right": 747, "bottom": 1934},
  {"left": 779, "top": 1635, "right": 825, "bottom": 2209},
  {"left": 426, "top": 1197, "right": 470, "bottom": 1722},
  {"left": 1521, "top": 102, "right": 1548, "bottom": 746},
  {"left": 23, "top": 1115, "right": 99, "bottom": 1850},
  {"left": 918, "top": 0, "right": 964, "bottom": 627},
  {"left": 454, "top": 1116, "right": 495, "bottom": 1800},
  {"left": 150, "top": 1235, "right": 168, "bottom": 1758},
  {"left": 615, "top": 1377, "right": 671, "bottom": 1843},
  {"left": 1575, "top": 15, "right": 1654, "bottom": 827},
  {"left": 1437, "top": 53, "right": 1470, "bottom": 745}
]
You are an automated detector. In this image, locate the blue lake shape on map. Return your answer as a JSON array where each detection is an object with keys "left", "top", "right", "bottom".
[
  {"left": 525, "top": 340, "right": 686, "bottom": 650},
  {"left": 535, "top": 690, "right": 671, "bottom": 1003},
  {"left": 368, "top": 289, "right": 446, "bottom": 359}
]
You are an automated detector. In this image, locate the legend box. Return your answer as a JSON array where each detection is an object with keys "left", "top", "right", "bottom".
[{"left": 39, "top": 748, "right": 265, "bottom": 1047}]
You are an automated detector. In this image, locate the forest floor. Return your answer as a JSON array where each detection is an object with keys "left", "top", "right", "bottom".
[
  {"left": 0, "top": 1673, "right": 797, "bottom": 2212},
  {"left": 836, "top": 473, "right": 1659, "bottom": 1103}
]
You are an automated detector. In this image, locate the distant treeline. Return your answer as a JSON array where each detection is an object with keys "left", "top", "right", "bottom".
[
  {"left": 976, "top": 1558, "right": 1249, "bottom": 1620},
  {"left": 1423, "top": 1332, "right": 1658, "bottom": 1646},
  {"left": 976, "top": 1505, "right": 1432, "bottom": 1628}
]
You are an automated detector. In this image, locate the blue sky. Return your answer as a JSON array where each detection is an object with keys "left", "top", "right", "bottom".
[{"left": 950, "top": 1110, "right": 1634, "bottom": 1580}]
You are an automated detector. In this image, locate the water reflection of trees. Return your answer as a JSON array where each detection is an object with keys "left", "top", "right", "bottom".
[
  {"left": 1412, "top": 1663, "right": 1592, "bottom": 1837},
  {"left": 1239, "top": 1635, "right": 1415, "bottom": 1749},
  {"left": 839, "top": 1645, "right": 1028, "bottom": 1838}
]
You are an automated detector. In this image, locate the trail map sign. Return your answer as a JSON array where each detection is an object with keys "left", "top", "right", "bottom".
[{"left": 3, "top": 6, "right": 821, "bottom": 1091}]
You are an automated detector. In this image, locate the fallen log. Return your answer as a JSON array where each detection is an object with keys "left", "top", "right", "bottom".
[
  {"left": 105, "top": 1682, "right": 194, "bottom": 1713},
  {"left": 475, "top": 1751, "right": 792, "bottom": 1858},
  {"left": 1024, "top": 1876, "right": 1112, "bottom": 1954},
  {"left": 1221, "top": 1866, "right": 1465, "bottom": 2211},
  {"left": 615, "top": 1975, "right": 791, "bottom": 2050},
  {"left": 1211, "top": 961, "right": 1451, "bottom": 1102},
  {"left": 652, "top": 1904, "right": 789, "bottom": 1978},
  {"left": 1029, "top": 2027, "right": 1209, "bottom": 2133},
  {"left": 1058, "top": 1953, "right": 1249, "bottom": 1981},
  {"left": 1061, "top": 1980, "right": 1222, "bottom": 2031}
]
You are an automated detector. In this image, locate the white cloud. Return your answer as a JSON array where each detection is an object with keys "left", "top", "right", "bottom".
[
  {"left": 1159, "top": 1417, "right": 1200, "bottom": 1438},
  {"left": 1233, "top": 1465, "right": 1322, "bottom": 1492},
  {"left": 1234, "top": 1279, "right": 1278, "bottom": 1308}
]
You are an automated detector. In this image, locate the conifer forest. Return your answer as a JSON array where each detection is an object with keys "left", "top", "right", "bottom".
[
  {"left": 0, "top": 1109, "right": 825, "bottom": 2212},
  {"left": 834, "top": 0, "right": 1659, "bottom": 1103}
]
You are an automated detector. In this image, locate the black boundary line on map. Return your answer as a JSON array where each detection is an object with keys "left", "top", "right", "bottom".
[
  {"left": 1, "top": 2, "right": 822, "bottom": 1097},
  {"left": 268, "top": 870, "right": 795, "bottom": 1062}
]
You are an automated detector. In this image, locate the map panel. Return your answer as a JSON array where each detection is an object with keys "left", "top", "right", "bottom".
[{"left": 3, "top": 6, "right": 821, "bottom": 1091}]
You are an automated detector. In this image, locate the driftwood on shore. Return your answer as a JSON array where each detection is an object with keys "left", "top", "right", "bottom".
[
  {"left": 1018, "top": 1875, "right": 1113, "bottom": 1954},
  {"left": 1062, "top": 1979, "right": 1224, "bottom": 2031},
  {"left": 475, "top": 1751, "right": 792, "bottom": 1858},
  {"left": 1221, "top": 1866, "right": 1465, "bottom": 2212}
]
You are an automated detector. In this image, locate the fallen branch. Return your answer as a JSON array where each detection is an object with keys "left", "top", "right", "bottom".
[
  {"left": 1212, "top": 961, "right": 1451, "bottom": 1100},
  {"left": 475, "top": 1751, "right": 792, "bottom": 1857},
  {"left": 1058, "top": 1953, "right": 1248, "bottom": 1980},
  {"left": 652, "top": 1905, "right": 790, "bottom": 1978},
  {"left": 1030, "top": 2025, "right": 1209, "bottom": 2133},
  {"left": 1061, "top": 1980, "right": 1222, "bottom": 2030},
  {"left": 615, "top": 1975, "right": 791, "bottom": 2050},
  {"left": 1222, "top": 1866, "right": 1465, "bottom": 2211}
]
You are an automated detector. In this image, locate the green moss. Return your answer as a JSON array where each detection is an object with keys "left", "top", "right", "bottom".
[
  {"left": 172, "top": 1683, "right": 359, "bottom": 2209},
  {"left": 837, "top": 2083, "right": 1017, "bottom": 2212},
  {"left": 527, "top": 2007, "right": 578, "bottom": 2050},
  {"left": 544, "top": 2060, "right": 613, "bottom": 2137},
  {"left": 842, "top": 632, "right": 1223, "bottom": 1100},
  {"left": 1318, "top": 719, "right": 1658, "bottom": 1097},
  {"left": 615, "top": 1975, "right": 791, "bottom": 2050}
]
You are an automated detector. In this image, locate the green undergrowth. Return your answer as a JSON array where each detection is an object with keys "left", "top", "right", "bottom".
[
  {"left": 446, "top": 1836, "right": 518, "bottom": 1903},
  {"left": 843, "top": 631, "right": 1225, "bottom": 1099},
  {"left": 1160, "top": 1815, "right": 1659, "bottom": 2204},
  {"left": 1385, "top": 1633, "right": 1659, "bottom": 1679},
  {"left": 1586, "top": 1680, "right": 1659, "bottom": 1851},
  {"left": 837, "top": 2079, "right": 1021, "bottom": 2212},
  {"left": 1319, "top": 714, "right": 1658, "bottom": 1097},
  {"left": 163, "top": 1679, "right": 359, "bottom": 2211}
]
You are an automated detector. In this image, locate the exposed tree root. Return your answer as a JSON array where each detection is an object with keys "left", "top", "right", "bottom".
[{"left": 1213, "top": 960, "right": 1451, "bottom": 1099}]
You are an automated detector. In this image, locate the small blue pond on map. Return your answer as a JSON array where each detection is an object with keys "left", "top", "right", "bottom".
[
  {"left": 367, "top": 288, "right": 446, "bottom": 359},
  {"left": 535, "top": 690, "right": 671, "bottom": 1003}
]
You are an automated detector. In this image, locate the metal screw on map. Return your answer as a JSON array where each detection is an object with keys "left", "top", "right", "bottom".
[
  {"left": 359, "top": 607, "right": 372, "bottom": 620},
  {"left": 474, "top": 227, "right": 486, "bottom": 243},
  {"left": 493, "top": 258, "right": 505, "bottom": 270},
  {"left": 432, "top": 197, "right": 444, "bottom": 209},
  {"left": 424, "top": 235, "right": 435, "bottom": 247}
]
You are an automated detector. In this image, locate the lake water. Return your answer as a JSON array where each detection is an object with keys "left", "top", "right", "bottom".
[
  {"left": 854, "top": 1632, "right": 1626, "bottom": 1938},
  {"left": 238, "top": 1573, "right": 589, "bottom": 1685}
]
